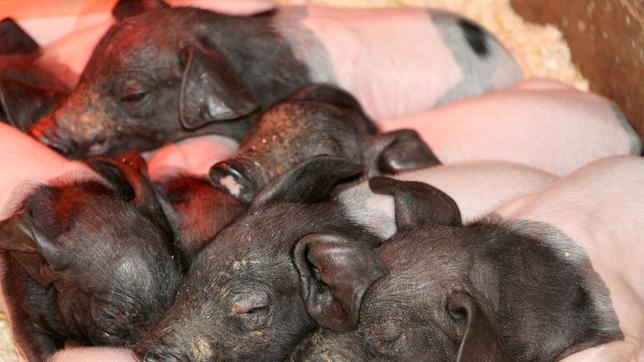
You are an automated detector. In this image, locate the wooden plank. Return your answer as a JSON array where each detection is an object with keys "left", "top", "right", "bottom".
[{"left": 512, "top": 0, "right": 644, "bottom": 139}]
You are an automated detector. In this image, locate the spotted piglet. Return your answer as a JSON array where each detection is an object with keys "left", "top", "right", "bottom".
[{"left": 30, "top": 5, "right": 521, "bottom": 157}]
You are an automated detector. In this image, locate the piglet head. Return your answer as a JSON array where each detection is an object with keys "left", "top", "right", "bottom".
[
  {"left": 134, "top": 156, "right": 385, "bottom": 362},
  {"left": 0, "top": 155, "right": 183, "bottom": 347},
  {"left": 290, "top": 177, "right": 622, "bottom": 362},
  {"left": 29, "top": 7, "right": 258, "bottom": 158},
  {"left": 210, "top": 84, "right": 375, "bottom": 204}
]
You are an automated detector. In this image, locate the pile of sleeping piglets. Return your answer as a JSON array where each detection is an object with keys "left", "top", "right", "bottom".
[{"left": 0, "top": 0, "right": 642, "bottom": 361}]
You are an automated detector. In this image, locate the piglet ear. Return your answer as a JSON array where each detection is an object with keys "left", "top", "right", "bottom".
[
  {"left": 0, "top": 211, "right": 49, "bottom": 253},
  {"left": 447, "top": 289, "right": 510, "bottom": 362},
  {"left": 178, "top": 44, "right": 258, "bottom": 129},
  {"left": 112, "top": 0, "right": 169, "bottom": 21},
  {"left": 87, "top": 154, "right": 172, "bottom": 237},
  {"left": 365, "top": 129, "right": 440, "bottom": 176},
  {"left": 0, "top": 78, "right": 65, "bottom": 132},
  {"left": 0, "top": 210, "right": 61, "bottom": 285},
  {"left": 369, "top": 176, "right": 461, "bottom": 229},
  {"left": 293, "top": 233, "right": 386, "bottom": 331},
  {"left": 250, "top": 155, "right": 363, "bottom": 210},
  {"left": 0, "top": 18, "right": 39, "bottom": 54}
]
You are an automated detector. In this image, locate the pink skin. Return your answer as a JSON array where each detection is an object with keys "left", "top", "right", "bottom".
[
  {"left": 48, "top": 347, "right": 138, "bottom": 362},
  {"left": 338, "top": 160, "right": 557, "bottom": 239},
  {"left": 37, "top": 19, "right": 115, "bottom": 88},
  {"left": 496, "top": 156, "right": 644, "bottom": 362},
  {"left": 0, "top": 123, "right": 96, "bottom": 221},
  {"left": 142, "top": 134, "right": 238, "bottom": 181},
  {"left": 377, "top": 79, "right": 641, "bottom": 176}
]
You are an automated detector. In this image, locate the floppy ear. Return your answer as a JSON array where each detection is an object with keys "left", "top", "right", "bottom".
[
  {"left": 250, "top": 155, "right": 363, "bottom": 210},
  {"left": 287, "top": 84, "right": 378, "bottom": 134},
  {"left": 87, "top": 154, "right": 172, "bottom": 238},
  {"left": 112, "top": 0, "right": 169, "bottom": 21},
  {"left": 447, "top": 289, "right": 510, "bottom": 362},
  {"left": 0, "top": 79, "right": 64, "bottom": 131},
  {"left": 0, "top": 210, "right": 61, "bottom": 286},
  {"left": 178, "top": 44, "right": 258, "bottom": 129},
  {"left": 366, "top": 129, "right": 440, "bottom": 175},
  {"left": 210, "top": 158, "right": 260, "bottom": 205},
  {"left": 293, "top": 233, "right": 386, "bottom": 331},
  {"left": 0, "top": 17, "right": 39, "bottom": 54},
  {"left": 369, "top": 176, "right": 461, "bottom": 229}
]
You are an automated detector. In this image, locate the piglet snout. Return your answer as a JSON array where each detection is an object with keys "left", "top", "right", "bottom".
[{"left": 29, "top": 114, "right": 74, "bottom": 155}]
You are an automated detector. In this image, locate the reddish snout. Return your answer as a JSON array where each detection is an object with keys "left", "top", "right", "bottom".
[
  {"left": 29, "top": 113, "right": 75, "bottom": 155},
  {"left": 29, "top": 91, "right": 116, "bottom": 158}
]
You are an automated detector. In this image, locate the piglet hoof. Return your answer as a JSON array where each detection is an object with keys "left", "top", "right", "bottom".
[{"left": 210, "top": 160, "right": 259, "bottom": 204}]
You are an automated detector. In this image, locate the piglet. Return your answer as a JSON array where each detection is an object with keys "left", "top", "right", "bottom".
[
  {"left": 291, "top": 173, "right": 624, "bottom": 361},
  {"left": 134, "top": 156, "right": 387, "bottom": 362},
  {"left": 0, "top": 127, "right": 183, "bottom": 360},
  {"left": 210, "top": 84, "right": 438, "bottom": 203},
  {"left": 377, "top": 79, "right": 641, "bottom": 176},
  {"left": 495, "top": 156, "right": 644, "bottom": 361},
  {"left": 30, "top": 5, "right": 521, "bottom": 157}
]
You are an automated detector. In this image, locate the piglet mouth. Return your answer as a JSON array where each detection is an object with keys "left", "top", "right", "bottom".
[
  {"left": 28, "top": 117, "right": 77, "bottom": 156},
  {"left": 31, "top": 129, "right": 72, "bottom": 155},
  {"left": 86, "top": 141, "right": 111, "bottom": 157}
]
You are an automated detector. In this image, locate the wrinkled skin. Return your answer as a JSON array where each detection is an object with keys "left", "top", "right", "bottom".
[
  {"left": 155, "top": 175, "right": 246, "bottom": 264},
  {"left": 134, "top": 156, "right": 386, "bottom": 362},
  {"left": 0, "top": 157, "right": 183, "bottom": 361},
  {"left": 211, "top": 84, "right": 439, "bottom": 203},
  {"left": 290, "top": 177, "right": 622, "bottom": 362},
  {"left": 0, "top": 18, "right": 69, "bottom": 131},
  {"left": 30, "top": 6, "right": 309, "bottom": 158}
]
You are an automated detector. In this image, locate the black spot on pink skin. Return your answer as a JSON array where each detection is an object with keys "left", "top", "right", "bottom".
[{"left": 459, "top": 18, "right": 488, "bottom": 57}]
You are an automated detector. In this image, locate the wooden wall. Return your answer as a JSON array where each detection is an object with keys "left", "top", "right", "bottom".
[{"left": 512, "top": 0, "right": 644, "bottom": 139}]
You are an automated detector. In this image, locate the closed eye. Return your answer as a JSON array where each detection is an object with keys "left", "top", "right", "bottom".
[
  {"left": 121, "top": 92, "right": 148, "bottom": 103},
  {"left": 233, "top": 303, "right": 269, "bottom": 315}
]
